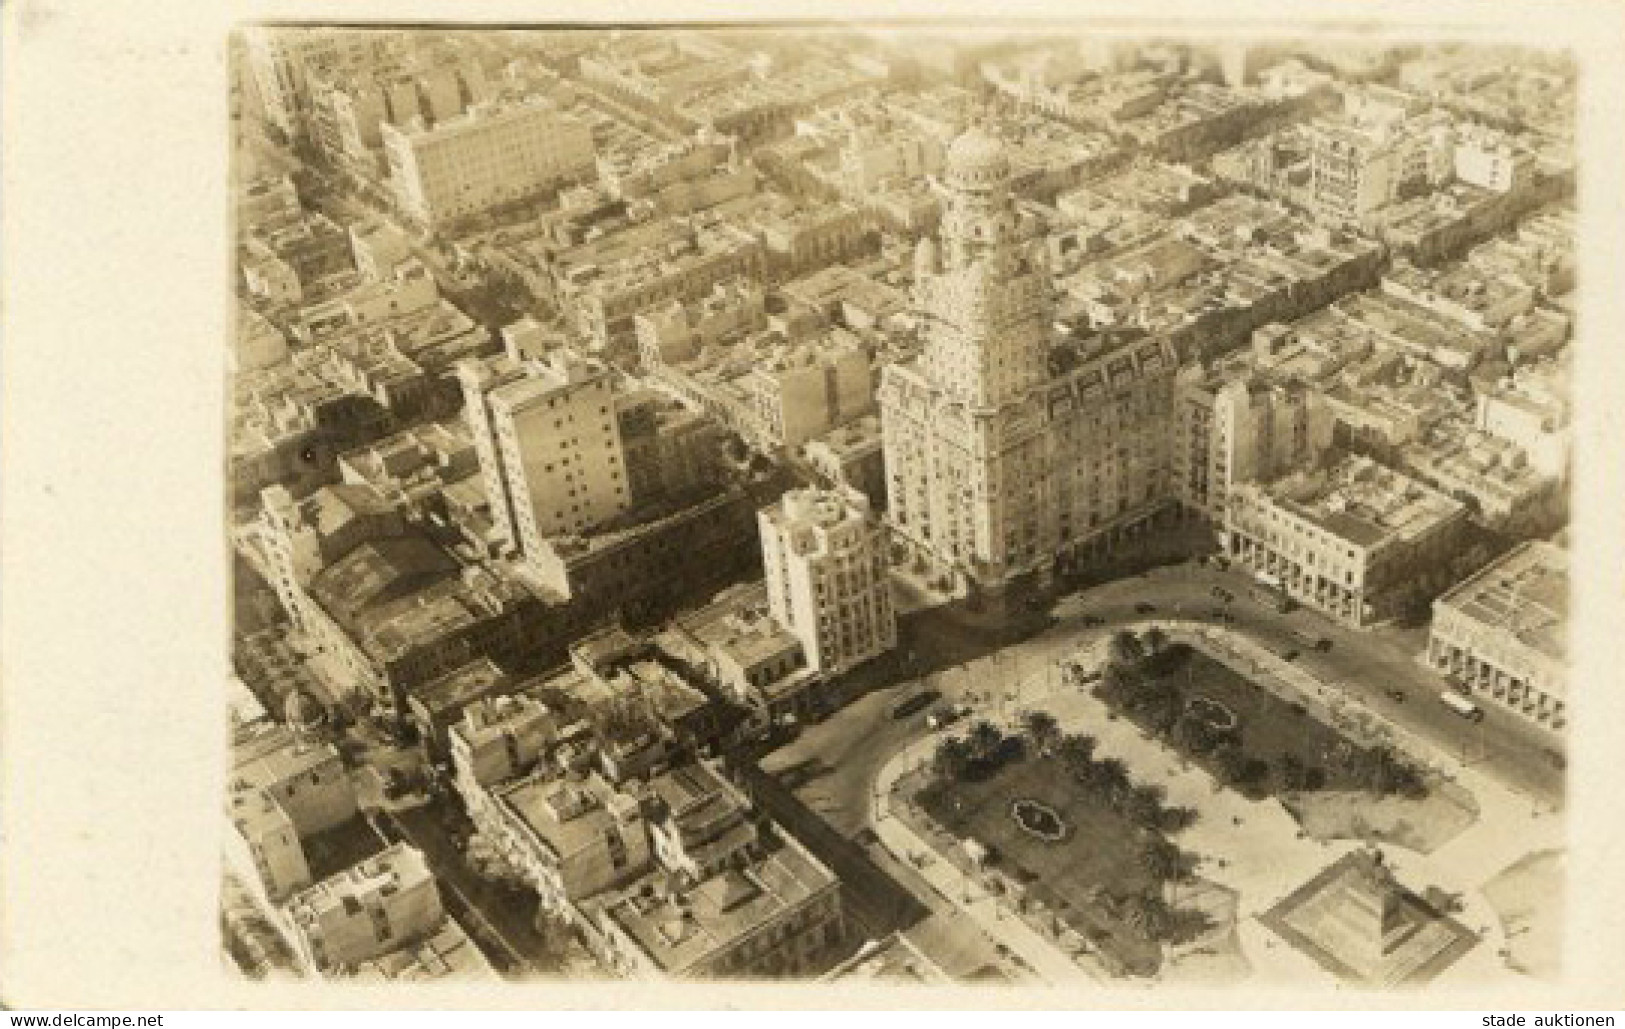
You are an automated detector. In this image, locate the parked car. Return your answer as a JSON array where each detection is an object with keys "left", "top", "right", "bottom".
[
  {"left": 1281, "top": 648, "right": 1300, "bottom": 662},
  {"left": 1384, "top": 687, "right": 1407, "bottom": 702},
  {"left": 1314, "top": 637, "right": 1333, "bottom": 652},
  {"left": 1134, "top": 602, "right": 1157, "bottom": 615},
  {"left": 1080, "top": 614, "right": 1106, "bottom": 627}
]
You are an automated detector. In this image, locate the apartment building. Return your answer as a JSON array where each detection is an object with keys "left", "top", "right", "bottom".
[
  {"left": 383, "top": 98, "right": 596, "bottom": 228},
  {"left": 1224, "top": 454, "right": 1469, "bottom": 625},
  {"left": 283, "top": 843, "right": 445, "bottom": 974},
  {"left": 1172, "top": 360, "right": 1334, "bottom": 521},
  {"left": 759, "top": 486, "right": 896, "bottom": 675}
]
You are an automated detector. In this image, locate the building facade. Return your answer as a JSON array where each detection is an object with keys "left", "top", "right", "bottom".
[
  {"left": 283, "top": 843, "right": 445, "bottom": 974},
  {"left": 879, "top": 124, "right": 1177, "bottom": 591},
  {"left": 1172, "top": 362, "right": 1334, "bottom": 521},
  {"left": 1428, "top": 540, "right": 1567, "bottom": 730},
  {"left": 482, "top": 353, "right": 632, "bottom": 553},
  {"left": 758, "top": 486, "right": 896, "bottom": 675},
  {"left": 383, "top": 99, "right": 596, "bottom": 228},
  {"left": 1224, "top": 454, "right": 1469, "bottom": 625}
]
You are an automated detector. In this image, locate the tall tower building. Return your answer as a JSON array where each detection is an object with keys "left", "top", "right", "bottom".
[
  {"left": 879, "top": 125, "right": 1060, "bottom": 587},
  {"left": 759, "top": 486, "right": 897, "bottom": 674},
  {"left": 463, "top": 352, "right": 632, "bottom": 566},
  {"left": 880, "top": 124, "right": 1179, "bottom": 591}
]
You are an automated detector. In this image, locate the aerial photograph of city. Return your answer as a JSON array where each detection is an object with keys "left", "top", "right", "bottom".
[{"left": 223, "top": 24, "right": 1575, "bottom": 988}]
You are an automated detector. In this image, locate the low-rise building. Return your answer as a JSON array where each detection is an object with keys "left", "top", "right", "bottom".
[
  {"left": 480, "top": 768, "right": 653, "bottom": 912},
  {"left": 225, "top": 722, "right": 344, "bottom": 911},
  {"left": 348, "top": 217, "right": 416, "bottom": 280},
  {"left": 582, "top": 765, "right": 847, "bottom": 979},
  {"left": 335, "top": 419, "right": 480, "bottom": 524},
  {"left": 449, "top": 693, "right": 558, "bottom": 808},
  {"left": 405, "top": 655, "right": 513, "bottom": 758},
  {"left": 1400, "top": 417, "right": 1564, "bottom": 531},
  {"left": 661, "top": 583, "right": 817, "bottom": 723},
  {"left": 802, "top": 415, "right": 885, "bottom": 511},
  {"left": 1475, "top": 356, "right": 1571, "bottom": 481},
  {"left": 1429, "top": 540, "right": 1567, "bottom": 730},
  {"left": 1224, "top": 454, "right": 1469, "bottom": 625},
  {"left": 284, "top": 843, "right": 446, "bottom": 975}
]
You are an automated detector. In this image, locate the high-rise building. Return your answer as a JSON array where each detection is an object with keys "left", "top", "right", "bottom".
[
  {"left": 1173, "top": 362, "right": 1334, "bottom": 521},
  {"left": 481, "top": 353, "right": 632, "bottom": 559},
  {"left": 759, "top": 486, "right": 896, "bottom": 675},
  {"left": 456, "top": 355, "right": 531, "bottom": 552},
  {"left": 382, "top": 98, "right": 596, "bottom": 228},
  {"left": 879, "top": 125, "right": 1177, "bottom": 591}
]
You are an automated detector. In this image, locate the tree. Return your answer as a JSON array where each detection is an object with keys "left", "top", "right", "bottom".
[
  {"left": 1108, "top": 631, "right": 1146, "bottom": 669},
  {"left": 1122, "top": 892, "right": 1173, "bottom": 939},
  {"left": 1098, "top": 663, "right": 1137, "bottom": 706},
  {"left": 1278, "top": 753, "right": 1308, "bottom": 792},
  {"left": 1138, "top": 837, "right": 1186, "bottom": 885},
  {"left": 1021, "top": 710, "right": 1062, "bottom": 757},
  {"left": 1159, "top": 804, "right": 1199, "bottom": 834},
  {"left": 1214, "top": 742, "right": 1249, "bottom": 786},
  {"left": 932, "top": 736, "right": 973, "bottom": 782},
  {"left": 967, "top": 719, "right": 1004, "bottom": 766},
  {"left": 1125, "top": 783, "right": 1168, "bottom": 828},
  {"left": 465, "top": 830, "right": 531, "bottom": 892},
  {"left": 1057, "top": 733, "right": 1097, "bottom": 776},
  {"left": 1093, "top": 757, "right": 1132, "bottom": 806},
  {"left": 1142, "top": 625, "right": 1170, "bottom": 657}
]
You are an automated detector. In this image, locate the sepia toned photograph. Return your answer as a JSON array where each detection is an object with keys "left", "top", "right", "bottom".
[{"left": 213, "top": 19, "right": 1580, "bottom": 992}]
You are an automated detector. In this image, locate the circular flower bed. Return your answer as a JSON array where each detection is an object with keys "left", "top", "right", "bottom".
[
  {"left": 1011, "top": 797, "right": 1070, "bottom": 842},
  {"left": 1186, "top": 695, "right": 1239, "bottom": 732}
]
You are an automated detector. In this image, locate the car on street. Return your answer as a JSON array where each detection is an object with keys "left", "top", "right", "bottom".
[
  {"left": 1080, "top": 614, "right": 1106, "bottom": 627},
  {"left": 926, "top": 707, "right": 964, "bottom": 731},
  {"left": 1134, "top": 602, "right": 1157, "bottom": 614},
  {"left": 1281, "top": 648, "right": 1300, "bottom": 662},
  {"left": 1439, "top": 690, "right": 1484, "bottom": 721},
  {"left": 1314, "top": 637, "right": 1333, "bottom": 652},
  {"left": 1210, "top": 586, "right": 1234, "bottom": 602},
  {"left": 1384, "top": 687, "right": 1407, "bottom": 702}
]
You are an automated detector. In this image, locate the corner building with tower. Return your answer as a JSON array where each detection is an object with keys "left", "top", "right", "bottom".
[{"left": 879, "top": 125, "right": 1178, "bottom": 593}]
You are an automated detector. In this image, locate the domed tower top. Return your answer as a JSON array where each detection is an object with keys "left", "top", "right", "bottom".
[{"left": 944, "top": 124, "right": 1011, "bottom": 191}]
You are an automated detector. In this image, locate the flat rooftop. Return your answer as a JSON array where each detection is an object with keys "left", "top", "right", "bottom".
[
  {"left": 1268, "top": 455, "right": 1465, "bottom": 549},
  {"left": 1438, "top": 540, "right": 1568, "bottom": 662},
  {"left": 599, "top": 839, "right": 835, "bottom": 976}
]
